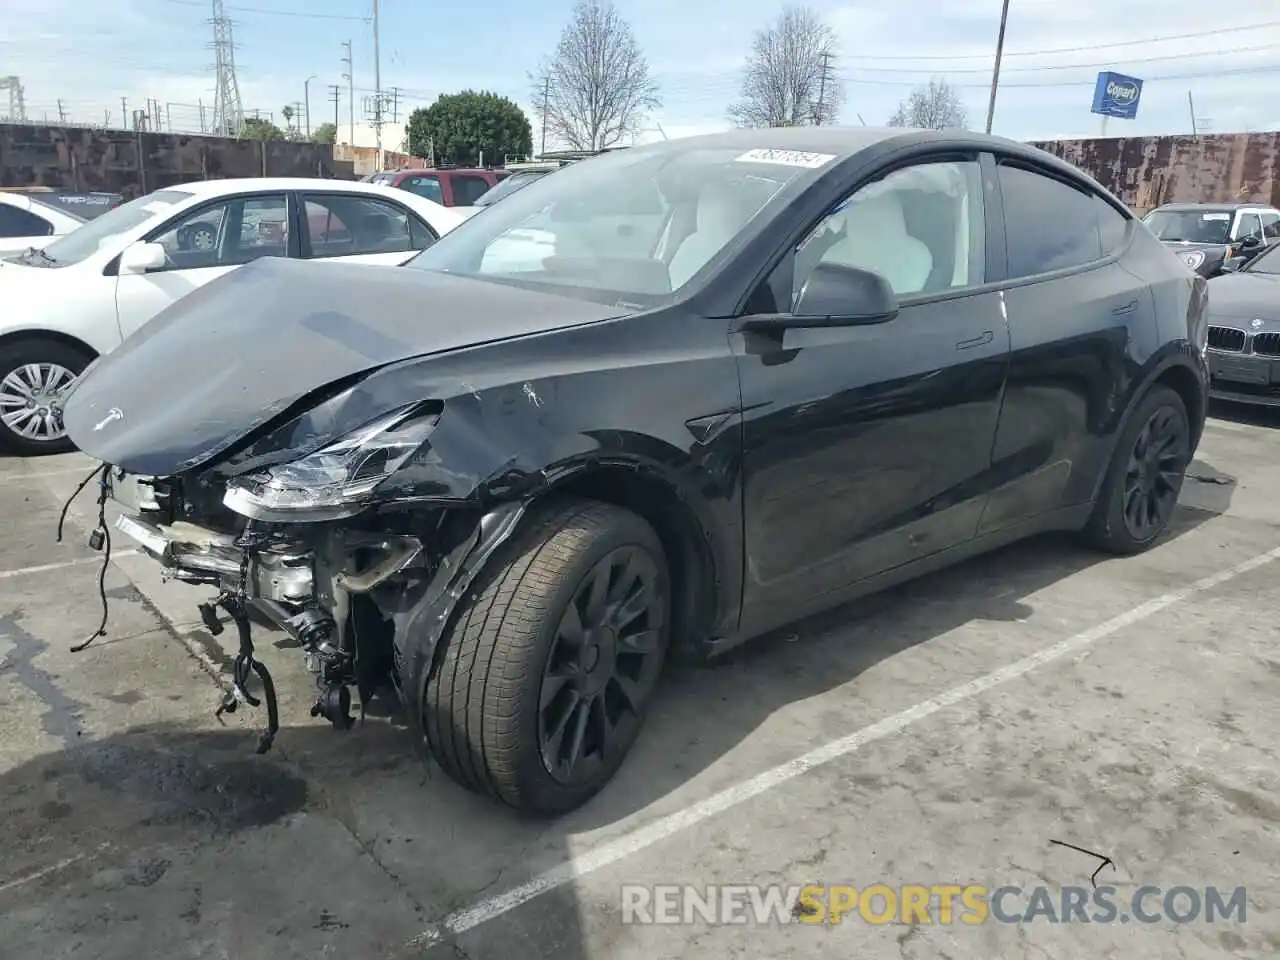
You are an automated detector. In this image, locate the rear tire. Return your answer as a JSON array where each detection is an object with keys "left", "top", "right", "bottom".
[
  {"left": 0, "top": 338, "right": 96, "bottom": 456},
  {"left": 1082, "top": 385, "right": 1190, "bottom": 555},
  {"left": 421, "top": 499, "right": 671, "bottom": 816}
]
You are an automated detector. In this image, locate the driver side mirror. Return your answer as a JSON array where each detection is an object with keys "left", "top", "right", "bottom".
[
  {"left": 118, "top": 241, "right": 167, "bottom": 274},
  {"left": 1239, "top": 236, "right": 1262, "bottom": 250},
  {"left": 793, "top": 262, "right": 899, "bottom": 324}
]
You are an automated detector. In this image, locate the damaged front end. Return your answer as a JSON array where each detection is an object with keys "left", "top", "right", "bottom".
[{"left": 76, "top": 399, "right": 528, "bottom": 755}]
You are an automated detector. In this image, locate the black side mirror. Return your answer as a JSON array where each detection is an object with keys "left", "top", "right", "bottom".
[
  {"left": 1240, "top": 236, "right": 1262, "bottom": 249},
  {"left": 793, "top": 262, "right": 899, "bottom": 324}
]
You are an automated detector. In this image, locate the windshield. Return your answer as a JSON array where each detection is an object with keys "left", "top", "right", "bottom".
[
  {"left": 1143, "top": 208, "right": 1232, "bottom": 244},
  {"left": 1243, "top": 242, "right": 1280, "bottom": 275},
  {"left": 37, "top": 189, "right": 192, "bottom": 266},
  {"left": 475, "top": 171, "right": 551, "bottom": 207},
  {"left": 406, "top": 144, "right": 829, "bottom": 304}
]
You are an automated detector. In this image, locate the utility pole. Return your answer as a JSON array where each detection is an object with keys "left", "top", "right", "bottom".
[
  {"left": 341, "top": 39, "right": 354, "bottom": 144},
  {"left": 57, "top": 99, "right": 66, "bottom": 124},
  {"left": 198, "top": 98, "right": 206, "bottom": 133},
  {"left": 304, "top": 74, "right": 316, "bottom": 136},
  {"left": 539, "top": 74, "right": 550, "bottom": 156},
  {"left": 1187, "top": 90, "right": 1199, "bottom": 136},
  {"left": 166, "top": 102, "right": 173, "bottom": 132},
  {"left": 985, "top": 0, "right": 1012, "bottom": 134},
  {"left": 372, "top": 0, "right": 383, "bottom": 169},
  {"left": 813, "top": 50, "right": 832, "bottom": 125},
  {"left": 329, "top": 83, "right": 340, "bottom": 132}
]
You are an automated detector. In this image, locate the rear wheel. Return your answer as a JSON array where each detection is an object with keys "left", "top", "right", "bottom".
[
  {"left": 0, "top": 338, "right": 95, "bottom": 455},
  {"left": 421, "top": 499, "right": 670, "bottom": 816},
  {"left": 1083, "top": 385, "right": 1191, "bottom": 555}
]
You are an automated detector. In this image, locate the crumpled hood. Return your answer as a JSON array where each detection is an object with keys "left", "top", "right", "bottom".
[
  {"left": 1206, "top": 270, "right": 1280, "bottom": 320},
  {"left": 62, "top": 256, "right": 627, "bottom": 476}
]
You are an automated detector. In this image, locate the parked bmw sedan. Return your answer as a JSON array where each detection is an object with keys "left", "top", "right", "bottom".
[
  {"left": 1203, "top": 240, "right": 1280, "bottom": 406},
  {"left": 0, "top": 178, "right": 465, "bottom": 455},
  {"left": 61, "top": 127, "right": 1208, "bottom": 817}
]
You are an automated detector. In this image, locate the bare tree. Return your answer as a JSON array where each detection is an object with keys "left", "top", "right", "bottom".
[
  {"left": 887, "top": 78, "right": 968, "bottom": 130},
  {"left": 530, "top": 0, "right": 660, "bottom": 151},
  {"left": 729, "top": 6, "right": 843, "bottom": 128}
]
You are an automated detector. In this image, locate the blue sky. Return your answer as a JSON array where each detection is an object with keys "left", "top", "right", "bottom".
[{"left": 4, "top": 0, "right": 1278, "bottom": 150}]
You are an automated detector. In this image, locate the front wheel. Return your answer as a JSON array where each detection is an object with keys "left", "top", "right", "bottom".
[
  {"left": 422, "top": 499, "right": 670, "bottom": 816},
  {"left": 0, "top": 338, "right": 96, "bottom": 455},
  {"left": 1083, "top": 384, "right": 1191, "bottom": 555}
]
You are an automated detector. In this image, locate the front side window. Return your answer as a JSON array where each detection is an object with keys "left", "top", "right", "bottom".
[
  {"left": 451, "top": 175, "right": 493, "bottom": 206},
  {"left": 407, "top": 144, "right": 826, "bottom": 305},
  {"left": 403, "top": 176, "right": 444, "bottom": 204},
  {"left": 1261, "top": 211, "right": 1280, "bottom": 239},
  {"left": 37, "top": 189, "right": 192, "bottom": 267},
  {"left": 793, "top": 159, "right": 986, "bottom": 302},
  {"left": 149, "top": 194, "right": 288, "bottom": 270},
  {"left": 1235, "top": 212, "right": 1263, "bottom": 241},
  {"left": 1142, "top": 208, "right": 1232, "bottom": 245}
]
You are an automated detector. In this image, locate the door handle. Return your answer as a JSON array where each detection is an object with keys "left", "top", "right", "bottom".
[
  {"left": 955, "top": 330, "right": 994, "bottom": 351},
  {"left": 1111, "top": 299, "right": 1138, "bottom": 317}
]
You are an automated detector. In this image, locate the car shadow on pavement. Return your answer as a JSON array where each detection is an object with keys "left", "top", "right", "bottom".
[
  {"left": 1208, "top": 398, "right": 1280, "bottom": 428},
  {"left": 0, "top": 465, "right": 1233, "bottom": 960}
]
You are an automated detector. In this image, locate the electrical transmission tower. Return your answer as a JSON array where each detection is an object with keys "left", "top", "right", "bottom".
[
  {"left": 209, "top": 0, "right": 245, "bottom": 136},
  {"left": 1, "top": 75, "right": 27, "bottom": 123}
]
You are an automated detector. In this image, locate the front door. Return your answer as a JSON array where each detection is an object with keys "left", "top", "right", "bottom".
[
  {"left": 114, "top": 193, "right": 291, "bottom": 341},
  {"left": 735, "top": 156, "right": 1010, "bottom": 636}
]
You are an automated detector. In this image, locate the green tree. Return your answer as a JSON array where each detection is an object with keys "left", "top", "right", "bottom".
[
  {"left": 405, "top": 90, "right": 533, "bottom": 166},
  {"left": 241, "top": 116, "right": 285, "bottom": 141},
  {"left": 311, "top": 121, "right": 338, "bottom": 145}
]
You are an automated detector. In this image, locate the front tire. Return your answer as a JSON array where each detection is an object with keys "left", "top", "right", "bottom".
[
  {"left": 0, "top": 338, "right": 96, "bottom": 455},
  {"left": 1083, "top": 385, "right": 1191, "bottom": 555},
  {"left": 422, "top": 499, "right": 670, "bottom": 816}
]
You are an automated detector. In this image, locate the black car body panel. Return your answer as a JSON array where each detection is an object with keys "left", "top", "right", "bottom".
[
  {"left": 60, "top": 126, "right": 1210, "bottom": 812},
  {"left": 1203, "top": 265, "right": 1280, "bottom": 405},
  {"left": 60, "top": 256, "right": 632, "bottom": 476},
  {"left": 1160, "top": 240, "right": 1230, "bottom": 278}
]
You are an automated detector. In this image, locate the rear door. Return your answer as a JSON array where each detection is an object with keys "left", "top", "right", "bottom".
[
  {"left": 299, "top": 191, "right": 436, "bottom": 267},
  {"left": 979, "top": 158, "right": 1156, "bottom": 532}
]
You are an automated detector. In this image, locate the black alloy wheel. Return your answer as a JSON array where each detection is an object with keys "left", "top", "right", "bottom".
[
  {"left": 1083, "top": 384, "right": 1191, "bottom": 555},
  {"left": 537, "top": 544, "right": 666, "bottom": 786},
  {"left": 1121, "top": 404, "right": 1189, "bottom": 541}
]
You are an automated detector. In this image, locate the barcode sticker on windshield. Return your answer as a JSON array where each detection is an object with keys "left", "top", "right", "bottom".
[
  {"left": 1202, "top": 213, "right": 1230, "bottom": 220},
  {"left": 735, "top": 148, "right": 836, "bottom": 168}
]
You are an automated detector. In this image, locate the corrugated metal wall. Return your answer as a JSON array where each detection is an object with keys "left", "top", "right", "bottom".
[
  {"left": 0, "top": 124, "right": 355, "bottom": 199},
  {"left": 1031, "top": 133, "right": 1280, "bottom": 216}
]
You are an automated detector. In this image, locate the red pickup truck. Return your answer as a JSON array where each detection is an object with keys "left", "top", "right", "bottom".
[{"left": 364, "top": 167, "right": 509, "bottom": 207}]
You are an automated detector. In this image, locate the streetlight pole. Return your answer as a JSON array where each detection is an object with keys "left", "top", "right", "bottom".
[
  {"left": 985, "top": 0, "right": 1012, "bottom": 134},
  {"left": 304, "top": 75, "right": 316, "bottom": 137}
]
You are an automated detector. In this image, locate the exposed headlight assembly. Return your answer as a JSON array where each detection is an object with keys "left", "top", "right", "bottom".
[
  {"left": 223, "top": 401, "right": 441, "bottom": 522},
  {"left": 1180, "top": 250, "right": 1206, "bottom": 270}
]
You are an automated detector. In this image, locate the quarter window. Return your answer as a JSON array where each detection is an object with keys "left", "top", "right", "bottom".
[
  {"left": 793, "top": 159, "right": 987, "bottom": 302},
  {"left": 998, "top": 163, "right": 1108, "bottom": 277},
  {"left": 1096, "top": 195, "right": 1130, "bottom": 256},
  {"left": 1261, "top": 211, "right": 1280, "bottom": 239},
  {"left": 451, "top": 175, "right": 492, "bottom": 206}
]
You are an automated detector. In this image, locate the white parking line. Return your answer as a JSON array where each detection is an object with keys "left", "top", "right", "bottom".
[
  {"left": 0, "top": 551, "right": 137, "bottom": 580},
  {"left": 406, "top": 544, "right": 1280, "bottom": 950},
  {"left": 0, "top": 464, "right": 99, "bottom": 481},
  {"left": 1204, "top": 417, "right": 1250, "bottom": 433}
]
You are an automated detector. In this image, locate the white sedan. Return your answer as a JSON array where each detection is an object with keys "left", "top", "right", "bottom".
[
  {"left": 0, "top": 177, "right": 465, "bottom": 454},
  {"left": 0, "top": 191, "right": 88, "bottom": 260}
]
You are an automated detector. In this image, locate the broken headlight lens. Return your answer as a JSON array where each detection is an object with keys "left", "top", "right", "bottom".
[{"left": 223, "top": 403, "right": 441, "bottom": 520}]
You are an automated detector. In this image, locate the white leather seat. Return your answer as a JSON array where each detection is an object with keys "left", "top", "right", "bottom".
[
  {"left": 668, "top": 186, "right": 754, "bottom": 287},
  {"left": 820, "top": 192, "right": 934, "bottom": 295}
]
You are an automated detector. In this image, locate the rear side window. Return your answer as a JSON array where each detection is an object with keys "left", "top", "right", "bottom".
[
  {"left": 403, "top": 176, "right": 443, "bottom": 204},
  {"left": 0, "top": 204, "right": 52, "bottom": 238},
  {"left": 998, "top": 163, "right": 1104, "bottom": 278},
  {"left": 1095, "top": 195, "right": 1129, "bottom": 256}
]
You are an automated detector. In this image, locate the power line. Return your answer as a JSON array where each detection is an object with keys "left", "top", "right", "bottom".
[
  {"left": 160, "top": 0, "right": 369, "bottom": 20},
  {"left": 843, "top": 20, "right": 1280, "bottom": 61},
  {"left": 834, "top": 63, "right": 1280, "bottom": 90},
  {"left": 843, "top": 43, "right": 1280, "bottom": 75}
]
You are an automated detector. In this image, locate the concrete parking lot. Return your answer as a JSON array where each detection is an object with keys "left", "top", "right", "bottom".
[{"left": 1, "top": 405, "right": 1278, "bottom": 959}]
